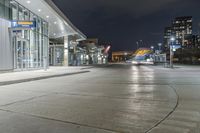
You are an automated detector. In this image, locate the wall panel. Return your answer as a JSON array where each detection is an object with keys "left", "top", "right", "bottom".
[{"left": 0, "top": 18, "right": 13, "bottom": 70}]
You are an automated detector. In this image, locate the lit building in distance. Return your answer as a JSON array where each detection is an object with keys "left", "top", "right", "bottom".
[
  {"left": 164, "top": 16, "right": 193, "bottom": 48},
  {"left": 79, "top": 39, "right": 109, "bottom": 65},
  {"left": 163, "top": 27, "right": 172, "bottom": 49},
  {"left": 172, "top": 16, "right": 192, "bottom": 47},
  {"left": 112, "top": 51, "right": 133, "bottom": 62}
]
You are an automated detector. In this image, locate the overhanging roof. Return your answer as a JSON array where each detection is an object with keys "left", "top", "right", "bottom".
[{"left": 15, "top": 0, "right": 86, "bottom": 40}]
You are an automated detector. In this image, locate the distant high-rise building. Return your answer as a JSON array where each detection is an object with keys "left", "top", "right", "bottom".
[
  {"left": 163, "top": 27, "right": 172, "bottom": 48},
  {"left": 192, "top": 35, "right": 200, "bottom": 48},
  {"left": 172, "top": 16, "right": 193, "bottom": 46},
  {"left": 164, "top": 16, "right": 193, "bottom": 48}
]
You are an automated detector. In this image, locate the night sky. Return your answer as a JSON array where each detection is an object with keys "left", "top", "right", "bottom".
[{"left": 52, "top": 0, "right": 200, "bottom": 51}]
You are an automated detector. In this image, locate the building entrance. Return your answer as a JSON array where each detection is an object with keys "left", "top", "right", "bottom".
[
  {"left": 14, "top": 38, "right": 29, "bottom": 70},
  {"left": 49, "top": 45, "right": 64, "bottom": 66}
]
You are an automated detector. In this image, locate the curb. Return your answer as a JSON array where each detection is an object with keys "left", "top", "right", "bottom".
[
  {"left": 80, "top": 64, "right": 113, "bottom": 69},
  {"left": 80, "top": 66, "right": 95, "bottom": 70},
  {"left": 0, "top": 71, "right": 90, "bottom": 86}
]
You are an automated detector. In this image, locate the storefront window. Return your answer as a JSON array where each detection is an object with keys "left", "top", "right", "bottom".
[
  {"left": 18, "top": 5, "right": 24, "bottom": 20},
  {"left": 30, "top": 12, "right": 34, "bottom": 21},
  {"left": 42, "top": 21, "right": 48, "bottom": 36},
  {"left": 0, "top": 0, "right": 11, "bottom": 19},
  {"left": 4, "top": 0, "right": 11, "bottom": 19},
  {"left": 10, "top": 1, "right": 18, "bottom": 20},
  {"left": 0, "top": 1, "right": 4, "bottom": 18},
  {"left": 7, "top": 0, "right": 49, "bottom": 70},
  {"left": 24, "top": 9, "right": 29, "bottom": 20}
]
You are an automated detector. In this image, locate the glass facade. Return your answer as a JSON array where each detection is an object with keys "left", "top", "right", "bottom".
[
  {"left": 49, "top": 45, "right": 64, "bottom": 66},
  {"left": 0, "top": 0, "right": 49, "bottom": 70},
  {"left": 0, "top": 0, "right": 11, "bottom": 20}
]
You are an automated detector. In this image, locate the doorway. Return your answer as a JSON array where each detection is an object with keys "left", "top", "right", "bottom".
[{"left": 14, "top": 38, "right": 29, "bottom": 70}]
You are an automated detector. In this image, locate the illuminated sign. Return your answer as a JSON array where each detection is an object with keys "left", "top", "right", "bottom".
[{"left": 11, "top": 21, "right": 36, "bottom": 29}]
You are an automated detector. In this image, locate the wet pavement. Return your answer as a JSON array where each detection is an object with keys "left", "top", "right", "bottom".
[{"left": 0, "top": 64, "right": 199, "bottom": 133}]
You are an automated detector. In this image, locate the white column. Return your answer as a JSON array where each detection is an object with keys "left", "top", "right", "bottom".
[{"left": 63, "top": 36, "right": 69, "bottom": 66}]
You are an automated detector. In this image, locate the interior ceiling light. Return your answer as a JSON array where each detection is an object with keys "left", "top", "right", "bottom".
[{"left": 26, "top": 1, "right": 31, "bottom": 4}]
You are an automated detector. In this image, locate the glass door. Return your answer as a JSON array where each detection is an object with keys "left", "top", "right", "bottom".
[{"left": 16, "top": 38, "right": 29, "bottom": 70}]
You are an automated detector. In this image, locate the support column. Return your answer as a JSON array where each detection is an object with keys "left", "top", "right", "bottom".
[{"left": 63, "top": 36, "right": 69, "bottom": 66}]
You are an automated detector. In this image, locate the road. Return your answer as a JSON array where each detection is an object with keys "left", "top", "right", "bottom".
[{"left": 0, "top": 64, "right": 199, "bottom": 133}]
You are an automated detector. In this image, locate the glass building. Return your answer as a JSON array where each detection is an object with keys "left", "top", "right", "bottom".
[
  {"left": 0, "top": 0, "right": 86, "bottom": 71},
  {"left": 0, "top": 0, "right": 48, "bottom": 70}
]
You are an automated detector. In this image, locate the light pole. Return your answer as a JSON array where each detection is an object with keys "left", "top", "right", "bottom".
[
  {"left": 136, "top": 41, "right": 139, "bottom": 49},
  {"left": 150, "top": 46, "right": 155, "bottom": 62},
  {"left": 158, "top": 43, "right": 162, "bottom": 51},
  {"left": 124, "top": 52, "right": 128, "bottom": 61},
  {"left": 151, "top": 46, "right": 154, "bottom": 52},
  {"left": 140, "top": 40, "right": 143, "bottom": 47},
  {"left": 170, "top": 37, "right": 175, "bottom": 68}
]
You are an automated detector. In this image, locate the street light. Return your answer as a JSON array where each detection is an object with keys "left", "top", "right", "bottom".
[
  {"left": 140, "top": 40, "right": 143, "bottom": 47},
  {"left": 124, "top": 52, "right": 128, "bottom": 61},
  {"left": 136, "top": 41, "right": 139, "bottom": 49},
  {"left": 170, "top": 37, "right": 175, "bottom": 42},
  {"left": 170, "top": 37, "right": 175, "bottom": 68},
  {"left": 158, "top": 43, "right": 162, "bottom": 51},
  {"left": 151, "top": 46, "right": 155, "bottom": 55}
]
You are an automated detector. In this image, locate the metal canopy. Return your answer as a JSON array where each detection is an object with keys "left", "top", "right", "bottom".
[{"left": 15, "top": 0, "right": 86, "bottom": 40}]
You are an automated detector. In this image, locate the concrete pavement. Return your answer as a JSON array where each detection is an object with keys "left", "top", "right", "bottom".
[
  {"left": 0, "top": 66, "right": 90, "bottom": 86},
  {"left": 0, "top": 64, "right": 199, "bottom": 132}
]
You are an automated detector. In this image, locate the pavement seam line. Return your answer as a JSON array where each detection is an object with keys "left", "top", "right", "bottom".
[
  {"left": 109, "top": 82, "right": 200, "bottom": 85},
  {"left": 53, "top": 92, "right": 174, "bottom": 102},
  {"left": 0, "top": 108, "right": 119, "bottom": 133},
  {"left": 0, "top": 93, "right": 52, "bottom": 107},
  {"left": 145, "top": 84, "right": 180, "bottom": 133},
  {"left": 0, "top": 71, "right": 90, "bottom": 87}
]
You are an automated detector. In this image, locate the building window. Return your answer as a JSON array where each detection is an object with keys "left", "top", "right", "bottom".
[
  {"left": 18, "top": 5, "right": 24, "bottom": 20},
  {"left": 24, "top": 8, "right": 29, "bottom": 20},
  {"left": 10, "top": 1, "right": 18, "bottom": 20},
  {"left": 7, "top": 0, "right": 49, "bottom": 69}
]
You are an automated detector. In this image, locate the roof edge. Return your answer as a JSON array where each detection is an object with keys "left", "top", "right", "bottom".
[{"left": 44, "top": 0, "right": 87, "bottom": 40}]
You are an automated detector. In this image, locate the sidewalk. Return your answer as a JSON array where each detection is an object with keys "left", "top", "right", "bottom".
[{"left": 0, "top": 66, "right": 91, "bottom": 85}]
